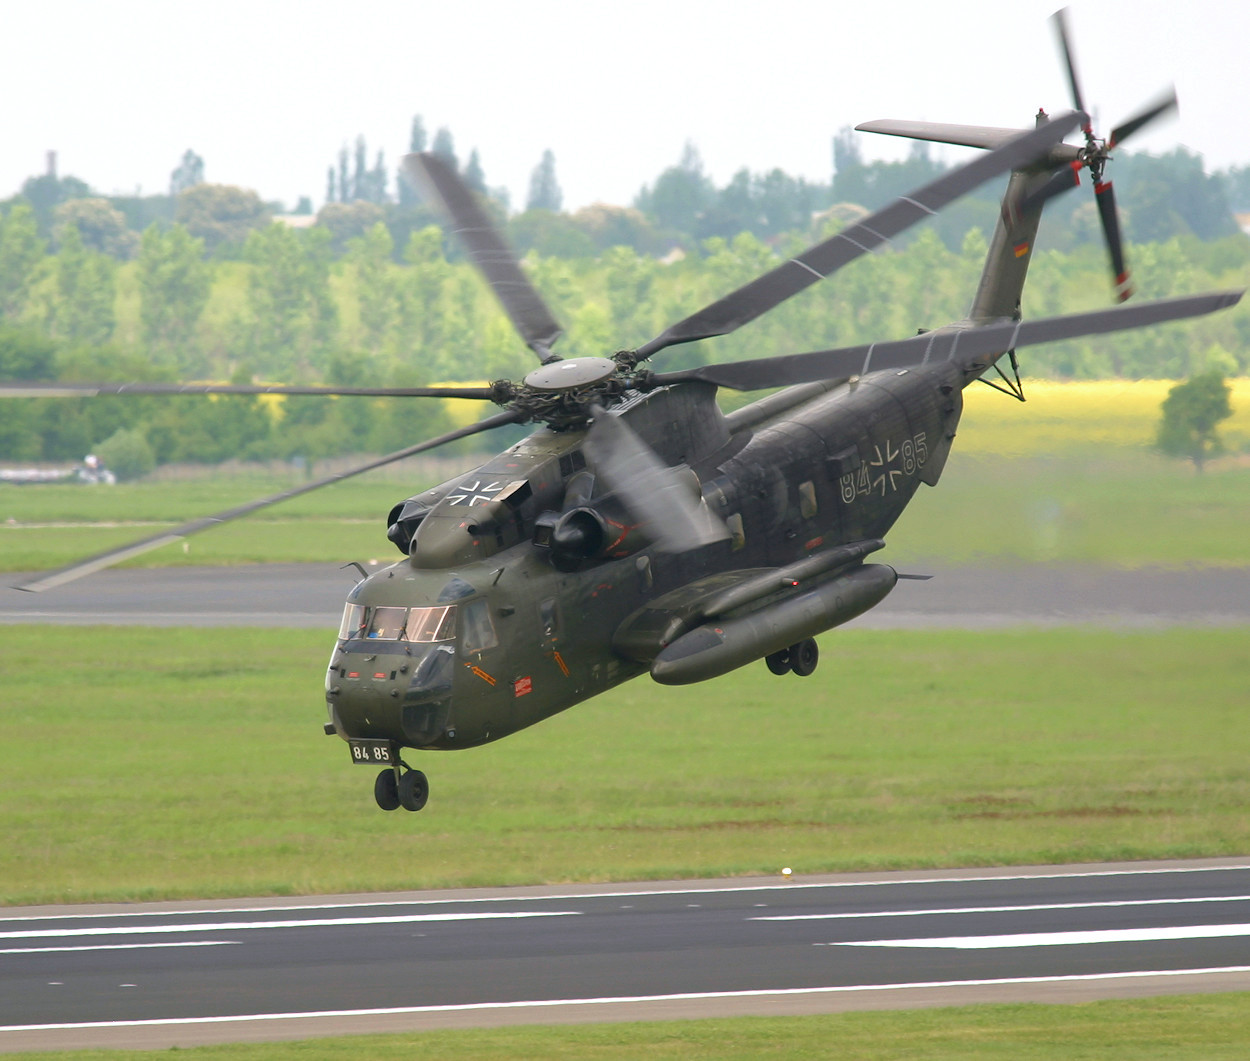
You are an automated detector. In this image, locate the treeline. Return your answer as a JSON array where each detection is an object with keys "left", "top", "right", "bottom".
[{"left": 1, "top": 120, "right": 1248, "bottom": 472}]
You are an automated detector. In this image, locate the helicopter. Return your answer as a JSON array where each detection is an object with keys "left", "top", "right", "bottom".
[{"left": 4, "top": 11, "right": 1241, "bottom": 812}]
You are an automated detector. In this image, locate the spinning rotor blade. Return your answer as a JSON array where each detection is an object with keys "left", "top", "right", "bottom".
[
  {"left": 650, "top": 290, "right": 1243, "bottom": 392},
  {"left": 1095, "top": 180, "right": 1132, "bottom": 302},
  {"left": 0, "top": 380, "right": 499, "bottom": 400},
  {"left": 402, "top": 153, "right": 563, "bottom": 363},
  {"left": 1049, "top": 9, "right": 1178, "bottom": 303},
  {"left": 633, "top": 111, "right": 1086, "bottom": 362},
  {"left": 583, "top": 405, "right": 728, "bottom": 554},
  {"left": 1053, "top": 7, "right": 1088, "bottom": 124},
  {"left": 1109, "top": 89, "right": 1178, "bottom": 149},
  {"left": 15, "top": 408, "right": 526, "bottom": 593}
]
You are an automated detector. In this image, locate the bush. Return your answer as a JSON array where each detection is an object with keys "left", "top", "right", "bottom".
[{"left": 94, "top": 426, "right": 156, "bottom": 481}]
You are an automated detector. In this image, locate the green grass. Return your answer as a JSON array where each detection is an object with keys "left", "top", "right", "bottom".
[
  {"left": 2, "top": 625, "right": 1248, "bottom": 906},
  {"left": 4, "top": 380, "right": 1250, "bottom": 572},
  {"left": 7, "top": 994, "right": 1250, "bottom": 1060},
  {"left": 4, "top": 450, "right": 1249, "bottom": 575}
]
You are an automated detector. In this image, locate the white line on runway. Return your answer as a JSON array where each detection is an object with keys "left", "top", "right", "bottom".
[
  {"left": 4, "top": 966, "right": 1250, "bottom": 1034},
  {"left": 756, "top": 894, "right": 1250, "bottom": 921},
  {"left": 839, "top": 924, "right": 1250, "bottom": 949},
  {"left": 1, "top": 941, "right": 242, "bottom": 955},
  {"left": 0, "top": 911, "right": 578, "bottom": 941},
  {"left": 7, "top": 864, "right": 1250, "bottom": 924}
]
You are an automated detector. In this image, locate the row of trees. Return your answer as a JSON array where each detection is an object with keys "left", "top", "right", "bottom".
[{"left": 6, "top": 112, "right": 1247, "bottom": 267}]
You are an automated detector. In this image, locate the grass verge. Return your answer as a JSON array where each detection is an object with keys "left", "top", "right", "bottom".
[
  {"left": 6, "top": 993, "right": 1250, "bottom": 1060},
  {"left": 2, "top": 625, "right": 1247, "bottom": 906}
]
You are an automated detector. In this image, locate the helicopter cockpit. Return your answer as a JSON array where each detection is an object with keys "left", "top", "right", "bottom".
[{"left": 337, "top": 602, "right": 457, "bottom": 643}]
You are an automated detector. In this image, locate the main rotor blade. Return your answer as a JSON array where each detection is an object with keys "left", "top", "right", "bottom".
[
  {"left": 14, "top": 408, "right": 526, "bottom": 593},
  {"left": 633, "top": 111, "right": 1085, "bottom": 362},
  {"left": 583, "top": 405, "right": 728, "bottom": 554},
  {"left": 651, "top": 290, "right": 1242, "bottom": 391},
  {"left": 401, "top": 152, "right": 563, "bottom": 363},
  {"left": 0, "top": 380, "right": 500, "bottom": 400}
]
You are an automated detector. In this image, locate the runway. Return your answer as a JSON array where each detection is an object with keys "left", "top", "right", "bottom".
[
  {"left": 3, "top": 860, "right": 1249, "bottom": 1052},
  {"left": 5, "top": 562, "right": 1250, "bottom": 627}
]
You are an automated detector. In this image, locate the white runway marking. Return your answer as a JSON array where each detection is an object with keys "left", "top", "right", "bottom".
[
  {"left": 4, "top": 966, "right": 1250, "bottom": 1034},
  {"left": 756, "top": 894, "right": 1250, "bottom": 921},
  {"left": 841, "top": 924, "right": 1250, "bottom": 949},
  {"left": 2, "top": 941, "right": 241, "bottom": 955},
  {"left": 0, "top": 911, "right": 579, "bottom": 941}
]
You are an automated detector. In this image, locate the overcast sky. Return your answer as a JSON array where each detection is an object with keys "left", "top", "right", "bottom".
[{"left": 6, "top": 0, "right": 1248, "bottom": 214}]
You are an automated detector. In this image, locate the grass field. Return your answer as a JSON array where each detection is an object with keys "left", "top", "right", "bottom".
[
  {"left": 2, "top": 625, "right": 1247, "bottom": 906},
  {"left": 3, "top": 380, "right": 1249, "bottom": 572},
  {"left": 5, "top": 994, "right": 1250, "bottom": 1060}
]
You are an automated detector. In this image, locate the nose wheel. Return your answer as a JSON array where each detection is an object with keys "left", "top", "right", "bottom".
[{"left": 374, "top": 763, "right": 430, "bottom": 812}]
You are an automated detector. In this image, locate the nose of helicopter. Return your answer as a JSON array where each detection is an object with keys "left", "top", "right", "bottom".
[{"left": 327, "top": 643, "right": 455, "bottom": 748}]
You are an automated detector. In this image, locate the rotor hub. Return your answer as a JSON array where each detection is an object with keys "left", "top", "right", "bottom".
[{"left": 523, "top": 357, "right": 617, "bottom": 392}]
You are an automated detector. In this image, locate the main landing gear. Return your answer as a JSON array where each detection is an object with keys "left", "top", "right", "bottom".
[
  {"left": 764, "top": 638, "right": 819, "bottom": 677},
  {"left": 374, "top": 763, "right": 429, "bottom": 812}
]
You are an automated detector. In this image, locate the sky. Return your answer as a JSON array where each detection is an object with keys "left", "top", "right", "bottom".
[{"left": 6, "top": 0, "right": 1249, "bottom": 215}]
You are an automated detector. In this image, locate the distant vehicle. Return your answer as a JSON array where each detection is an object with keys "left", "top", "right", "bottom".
[{"left": 0, "top": 454, "right": 115, "bottom": 486}]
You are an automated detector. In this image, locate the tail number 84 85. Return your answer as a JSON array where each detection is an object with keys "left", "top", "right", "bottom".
[{"left": 840, "top": 433, "right": 927, "bottom": 503}]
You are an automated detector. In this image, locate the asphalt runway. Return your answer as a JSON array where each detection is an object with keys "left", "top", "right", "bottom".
[
  {"left": 4, "top": 561, "right": 1250, "bottom": 628},
  {"left": 3, "top": 860, "right": 1250, "bottom": 1052}
]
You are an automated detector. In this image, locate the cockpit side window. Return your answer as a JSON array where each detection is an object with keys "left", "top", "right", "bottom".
[
  {"left": 460, "top": 597, "right": 498, "bottom": 655},
  {"left": 405, "top": 605, "right": 457, "bottom": 642}
]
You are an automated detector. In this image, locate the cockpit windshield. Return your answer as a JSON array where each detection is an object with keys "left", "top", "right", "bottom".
[{"left": 338, "top": 603, "right": 457, "bottom": 643}]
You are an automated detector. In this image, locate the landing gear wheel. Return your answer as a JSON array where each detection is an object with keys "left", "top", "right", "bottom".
[
  {"left": 374, "top": 768, "right": 400, "bottom": 811},
  {"left": 398, "top": 769, "right": 430, "bottom": 812},
  {"left": 790, "top": 638, "right": 819, "bottom": 677},
  {"left": 765, "top": 649, "right": 792, "bottom": 675}
]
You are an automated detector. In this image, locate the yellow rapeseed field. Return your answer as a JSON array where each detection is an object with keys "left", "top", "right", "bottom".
[{"left": 956, "top": 377, "right": 1250, "bottom": 456}]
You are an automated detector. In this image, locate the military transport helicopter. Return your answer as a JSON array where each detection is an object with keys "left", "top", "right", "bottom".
[{"left": 5, "top": 11, "right": 1242, "bottom": 812}]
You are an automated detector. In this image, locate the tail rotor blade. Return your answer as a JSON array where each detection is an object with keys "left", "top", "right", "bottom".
[
  {"left": 1109, "top": 88, "right": 1178, "bottom": 148},
  {"left": 1016, "top": 161, "right": 1084, "bottom": 218},
  {"left": 1095, "top": 180, "right": 1133, "bottom": 302},
  {"left": 1052, "top": 7, "right": 1089, "bottom": 123}
]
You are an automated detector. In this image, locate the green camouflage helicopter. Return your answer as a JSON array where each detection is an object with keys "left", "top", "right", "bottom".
[{"left": 7, "top": 11, "right": 1241, "bottom": 812}]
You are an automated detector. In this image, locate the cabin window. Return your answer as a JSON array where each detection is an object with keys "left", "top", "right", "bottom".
[
  {"left": 726, "top": 513, "right": 745, "bottom": 550},
  {"left": 799, "top": 480, "right": 818, "bottom": 519},
  {"left": 460, "top": 597, "right": 499, "bottom": 654}
]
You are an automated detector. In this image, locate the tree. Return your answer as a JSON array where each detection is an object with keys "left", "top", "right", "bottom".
[
  {"left": 464, "top": 149, "right": 486, "bottom": 194},
  {"left": 1156, "top": 371, "right": 1233, "bottom": 472},
  {"left": 53, "top": 198, "right": 137, "bottom": 259},
  {"left": 137, "top": 223, "right": 213, "bottom": 369},
  {"left": 526, "top": 149, "right": 562, "bottom": 212},
  {"left": 431, "top": 127, "right": 457, "bottom": 171},
  {"left": 316, "top": 200, "right": 386, "bottom": 255},
  {"left": 93, "top": 426, "right": 155, "bottom": 481},
  {"left": 243, "top": 223, "right": 337, "bottom": 377},
  {"left": 52, "top": 223, "right": 116, "bottom": 345},
  {"left": 175, "top": 184, "right": 271, "bottom": 255},
  {"left": 0, "top": 202, "right": 46, "bottom": 321},
  {"left": 397, "top": 116, "right": 429, "bottom": 207},
  {"left": 170, "top": 150, "right": 205, "bottom": 197}
]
